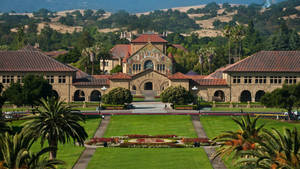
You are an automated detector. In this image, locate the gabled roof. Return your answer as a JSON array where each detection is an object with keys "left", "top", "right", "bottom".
[
  {"left": 223, "top": 51, "right": 300, "bottom": 73},
  {"left": 195, "top": 79, "right": 227, "bottom": 86},
  {"left": 44, "top": 50, "right": 68, "bottom": 58},
  {"left": 132, "top": 69, "right": 168, "bottom": 79},
  {"left": 122, "top": 42, "right": 170, "bottom": 63},
  {"left": 131, "top": 34, "right": 168, "bottom": 43},
  {"left": 20, "top": 44, "right": 40, "bottom": 52},
  {"left": 205, "top": 67, "right": 227, "bottom": 79},
  {"left": 111, "top": 44, "right": 131, "bottom": 59},
  {"left": 109, "top": 72, "right": 132, "bottom": 80},
  {"left": 0, "top": 51, "right": 75, "bottom": 72},
  {"left": 168, "top": 72, "right": 190, "bottom": 80},
  {"left": 73, "top": 76, "right": 109, "bottom": 86}
]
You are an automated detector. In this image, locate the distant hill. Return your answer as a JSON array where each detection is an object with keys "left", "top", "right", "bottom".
[{"left": 0, "top": 0, "right": 282, "bottom": 13}]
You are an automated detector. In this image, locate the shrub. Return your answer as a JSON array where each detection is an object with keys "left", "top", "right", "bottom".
[
  {"left": 160, "top": 86, "right": 194, "bottom": 105},
  {"left": 102, "top": 87, "right": 133, "bottom": 105}
]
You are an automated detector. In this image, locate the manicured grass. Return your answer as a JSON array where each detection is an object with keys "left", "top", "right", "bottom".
[
  {"left": 200, "top": 116, "right": 300, "bottom": 169},
  {"left": 133, "top": 98, "right": 145, "bottom": 102},
  {"left": 9, "top": 118, "right": 101, "bottom": 169},
  {"left": 200, "top": 116, "right": 300, "bottom": 139},
  {"left": 211, "top": 107, "right": 284, "bottom": 112},
  {"left": 87, "top": 148, "right": 213, "bottom": 169},
  {"left": 104, "top": 115, "right": 197, "bottom": 137}
]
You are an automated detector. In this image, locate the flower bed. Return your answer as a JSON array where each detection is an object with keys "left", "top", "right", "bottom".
[
  {"left": 102, "top": 104, "right": 125, "bottom": 110},
  {"left": 85, "top": 135, "right": 212, "bottom": 148},
  {"left": 174, "top": 105, "right": 196, "bottom": 110}
]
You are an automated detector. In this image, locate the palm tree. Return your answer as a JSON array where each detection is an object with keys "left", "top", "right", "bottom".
[
  {"left": 213, "top": 114, "right": 264, "bottom": 160},
  {"left": 237, "top": 128, "right": 300, "bottom": 169},
  {"left": 223, "top": 25, "right": 234, "bottom": 64},
  {"left": 22, "top": 97, "right": 88, "bottom": 160},
  {"left": 0, "top": 132, "right": 64, "bottom": 169},
  {"left": 206, "top": 47, "right": 216, "bottom": 74},
  {"left": 0, "top": 120, "right": 10, "bottom": 134},
  {"left": 232, "top": 25, "right": 246, "bottom": 61},
  {"left": 81, "top": 43, "right": 102, "bottom": 75},
  {"left": 197, "top": 48, "right": 206, "bottom": 75}
]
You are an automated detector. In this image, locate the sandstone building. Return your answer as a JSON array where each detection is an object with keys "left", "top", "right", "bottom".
[{"left": 0, "top": 34, "right": 299, "bottom": 103}]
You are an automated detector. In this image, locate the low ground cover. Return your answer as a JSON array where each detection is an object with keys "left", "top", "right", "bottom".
[
  {"left": 104, "top": 115, "right": 197, "bottom": 138},
  {"left": 87, "top": 148, "right": 213, "bottom": 169}
]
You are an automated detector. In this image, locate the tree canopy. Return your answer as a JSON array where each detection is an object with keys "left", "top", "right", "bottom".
[
  {"left": 160, "top": 86, "right": 194, "bottom": 105},
  {"left": 102, "top": 87, "right": 133, "bottom": 105}
]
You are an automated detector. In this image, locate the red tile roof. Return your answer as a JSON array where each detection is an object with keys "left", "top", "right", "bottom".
[
  {"left": 44, "top": 50, "right": 68, "bottom": 58},
  {"left": 111, "top": 44, "right": 131, "bottom": 59},
  {"left": 109, "top": 72, "right": 132, "bottom": 80},
  {"left": 73, "top": 78, "right": 109, "bottom": 86},
  {"left": 0, "top": 51, "right": 75, "bottom": 72},
  {"left": 131, "top": 34, "right": 168, "bottom": 43},
  {"left": 93, "top": 75, "right": 111, "bottom": 79},
  {"left": 168, "top": 72, "right": 190, "bottom": 80},
  {"left": 172, "top": 44, "right": 188, "bottom": 52},
  {"left": 187, "top": 75, "right": 207, "bottom": 80},
  {"left": 223, "top": 51, "right": 300, "bottom": 73},
  {"left": 195, "top": 79, "right": 227, "bottom": 86}
]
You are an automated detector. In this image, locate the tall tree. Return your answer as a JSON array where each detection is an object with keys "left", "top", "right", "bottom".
[
  {"left": 232, "top": 25, "right": 246, "bottom": 61},
  {"left": 22, "top": 75, "right": 53, "bottom": 108},
  {"left": 3, "top": 82, "right": 24, "bottom": 107},
  {"left": 22, "top": 97, "right": 88, "bottom": 160},
  {"left": 223, "top": 25, "right": 234, "bottom": 64}
]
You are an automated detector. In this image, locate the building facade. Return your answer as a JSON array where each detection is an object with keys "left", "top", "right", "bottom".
[{"left": 0, "top": 34, "right": 299, "bottom": 103}]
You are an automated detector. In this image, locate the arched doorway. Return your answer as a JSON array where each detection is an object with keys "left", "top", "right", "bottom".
[
  {"left": 132, "top": 85, "right": 137, "bottom": 90},
  {"left": 90, "top": 90, "right": 101, "bottom": 102},
  {"left": 240, "top": 90, "right": 252, "bottom": 102},
  {"left": 51, "top": 90, "right": 59, "bottom": 99},
  {"left": 144, "top": 82, "right": 153, "bottom": 90},
  {"left": 144, "top": 60, "right": 154, "bottom": 70},
  {"left": 255, "top": 90, "right": 265, "bottom": 102},
  {"left": 213, "top": 90, "right": 225, "bottom": 102},
  {"left": 74, "top": 90, "right": 85, "bottom": 101}
]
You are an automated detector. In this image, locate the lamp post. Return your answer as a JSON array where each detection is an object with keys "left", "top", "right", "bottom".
[
  {"left": 99, "top": 86, "right": 107, "bottom": 118},
  {"left": 192, "top": 86, "right": 200, "bottom": 114}
]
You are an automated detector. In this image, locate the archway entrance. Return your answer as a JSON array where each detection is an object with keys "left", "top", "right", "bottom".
[
  {"left": 240, "top": 90, "right": 252, "bottom": 102},
  {"left": 255, "top": 90, "right": 265, "bottom": 102},
  {"left": 74, "top": 90, "right": 85, "bottom": 101},
  {"left": 90, "top": 90, "right": 101, "bottom": 102},
  {"left": 144, "top": 82, "right": 153, "bottom": 90},
  {"left": 144, "top": 60, "right": 154, "bottom": 70},
  {"left": 213, "top": 90, "right": 225, "bottom": 102}
]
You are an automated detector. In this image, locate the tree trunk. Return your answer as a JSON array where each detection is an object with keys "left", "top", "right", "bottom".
[
  {"left": 91, "top": 62, "right": 94, "bottom": 75},
  {"left": 49, "top": 139, "right": 58, "bottom": 160},
  {"left": 201, "top": 64, "right": 203, "bottom": 75},
  {"left": 102, "top": 58, "right": 106, "bottom": 74},
  {"left": 228, "top": 40, "right": 231, "bottom": 64},
  {"left": 239, "top": 41, "right": 242, "bottom": 61},
  {"left": 287, "top": 109, "right": 294, "bottom": 121}
]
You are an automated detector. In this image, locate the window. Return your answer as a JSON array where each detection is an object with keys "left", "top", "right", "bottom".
[
  {"left": 233, "top": 76, "right": 240, "bottom": 84},
  {"left": 162, "top": 64, "right": 165, "bottom": 71},
  {"left": 285, "top": 76, "right": 297, "bottom": 84},
  {"left": 138, "top": 64, "right": 141, "bottom": 70},
  {"left": 17, "top": 76, "right": 24, "bottom": 83},
  {"left": 156, "top": 64, "right": 160, "bottom": 71},
  {"left": 270, "top": 76, "right": 282, "bottom": 84},
  {"left": 58, "top": 76, "right": 66, "bottom": 83},
  {"left": 255, "top": 76, "right": 266, "bottom": 84},
  {"left": 244, "top": 76, "right": 252, "bottom": 84},
  {"left": 2, "top": 76, "right": 14, "bottom": 84},
  {"left": 106, "top": 62, "right": 109, "bottom": 66},
  {"left": 133, "top": 64, "right": 136, "bottom": 71},
  {"left": 47, "top": 76, "right": 54, "bottom": 84}
]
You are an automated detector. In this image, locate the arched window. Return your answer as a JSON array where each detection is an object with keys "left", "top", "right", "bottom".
[
  {"left": 144, "top": 60, "right": 154, "bottom": 70},
  {"left": 213, "top": 90, "right": 225, "bottom": 102},
  {"left": 144, "top": 82, "right": 153, "bottom": 90},
  {"left": 240, "top": 90, "right": 252, "bottom": 102},
  {"left": 51, "top": 90, "right": 59, "bottom": 99},
  {"left": 90, "top": 90, "right": 101, "bottom": 102},
  {"left": 255, "top": 90, "right": 265, "bottom": 102},
  {"left": 132, "top": 85, "right": 137, "bottom": 90},
  {"left": 74, "top": 90, "right": 85, "bottom": 101}
]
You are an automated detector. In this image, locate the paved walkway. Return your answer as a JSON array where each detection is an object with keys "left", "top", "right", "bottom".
[
  {"left": 73, "top": 116, "right": 111, "bottom": 169},
  {"left": 132, "top": 102, "right": 167, "bottom": 113},
  {"left": 191, "top": 115, "right": 227, "bottom": 169}
]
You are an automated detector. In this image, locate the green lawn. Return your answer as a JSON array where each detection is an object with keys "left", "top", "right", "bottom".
[
  {"left": 87, "top": 148, "right": 213, "bottom": 169},
  {"left": 200, "top": 116, "right": 300, "bottom": 169},
  {"left": 104, "top": 115, "right": 197, "bottom": 137},
  {"left": 9, "top": 118, "right": 101, "bottom": 169},
  {"left": 211, "top": 107, "right": 284, "bottom": 112},
  {"left": 133, "top": 98, "right": 145, "bottom": 102}
]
